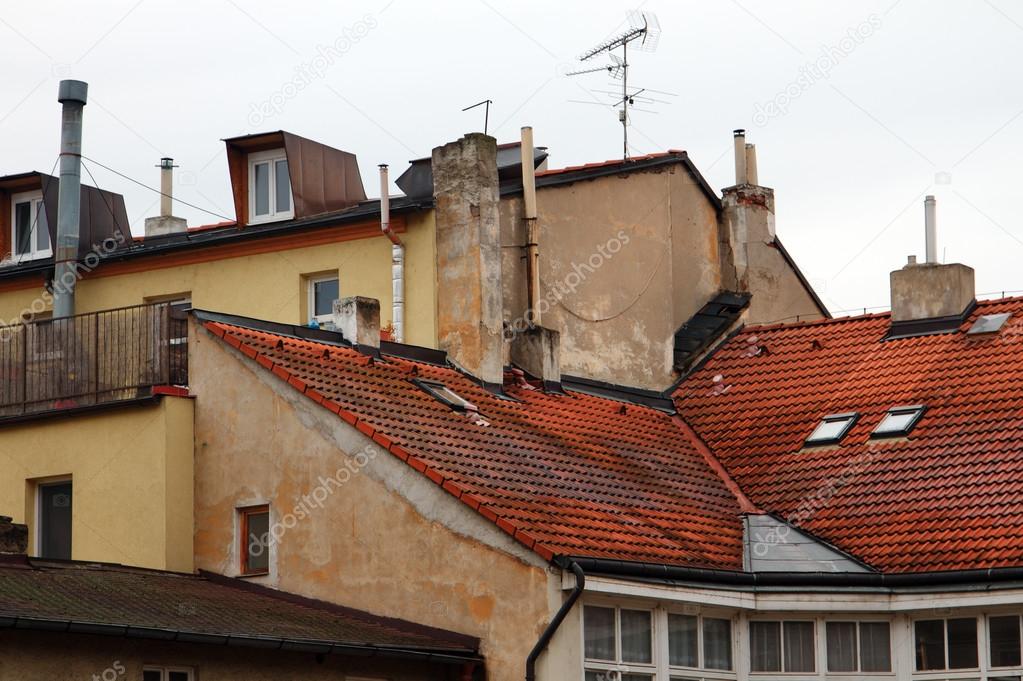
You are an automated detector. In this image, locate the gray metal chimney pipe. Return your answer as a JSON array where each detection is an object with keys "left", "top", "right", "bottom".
[{"left": 53, "top": 80, "right": 88, "bottom": 319}]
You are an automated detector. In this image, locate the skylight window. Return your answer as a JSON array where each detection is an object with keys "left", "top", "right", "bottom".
[
  {"left": 805, "top": 413, "right": 858, "bottom": 446},
  {"left": 872, "top": 405, "right": 925, "bottom": 438},
  {"left": 416, "top": 379, "right": 477, "bottom": 412},
  {"left": 967, "top": 313, "right": 1011, "bottom": 335}
]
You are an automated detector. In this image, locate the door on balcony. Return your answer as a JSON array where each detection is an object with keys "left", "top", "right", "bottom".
[{"left": 37, "top": 481, "right": 72, "bottom": 559}]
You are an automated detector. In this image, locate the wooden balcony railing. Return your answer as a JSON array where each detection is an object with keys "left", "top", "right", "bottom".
[{"left": 0, "top": 303, "right": 188, "bottom": 419}]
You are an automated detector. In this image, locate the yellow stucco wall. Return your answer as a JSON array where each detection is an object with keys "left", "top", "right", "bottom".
[
  {"left": 189, "top": 324, "right": 558, "bottom": 681},
  {"left": 0, "top": 213, "right": 437, "bottom": 348},
  {"left": 0, "top": 396, "right": 194, "bottom": 571}
]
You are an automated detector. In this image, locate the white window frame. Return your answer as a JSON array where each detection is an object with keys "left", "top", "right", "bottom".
[
  {"left": 142, "top": 666, "right": 195, "bottom": 681},
  {"left": 748, "top": 618, "right": 818, "bottom": 675},
  {"left": 665, "top": 609, "right": 736, "bottom": 677},
  {"left": 823, "top": 618, "right": 894, "bottom": 675},
  {"left": 987, "top": 613, "right": 1023, "bottom": 674},
  {"left": 307, "top": 273, "right": 339, "bottom": 325},
  {"left": 247, "top": 149, "right": 293, "bottom": 224},
  {"left": 582, "top": 604, "right": 658, "bottom": 680},
  {"left": 911, "top": 615, "right": 981, "bottom": 676},
  {"left": 10, "top": 190, "right": 51, "bottom": 262}
]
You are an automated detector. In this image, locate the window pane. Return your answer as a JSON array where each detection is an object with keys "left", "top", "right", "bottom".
[
  {"left": 783, "top": 621, "right": 815, "bottom": 673},
  {"left": 860, "top": 621, "right": 892, "bottom": 672},
  {"left": 668, "top": 614, "right": 698, "bottom": 667},
  {"left": 947, "top": 617, "right": 978, "bottom": 669},
  {"left": 14, "top": 201, "right": 31, "bottom": 255},
  {"left": 168, "top": 672, "right": 190, "bottom": 681},
  {"left": 826, "top": 622, "right": 858, "bottom": 672},
  {"left": 991, "top": 616, "right": 1022, "bottom": 667},
  {"left": 703, "top": 617, "right": 732, "bottom": 670},
  {"left": 253, "top": 162, "right": 270, "bottom": 215},
  {"left": 35, "top": 200, "right": 49, "bottom": 251},
  {"left": 584, "top": 606, "right": 615, "bottom": 661},
  {"left": 275, "top": 159, "right": 291, "bottom": 213},
  {"left": 313, "top": 278, "right": 339, "bottom": 317},
  {"left": 143, "top": 672, "right": 161, "bottom": 681},
  {"left": 40, "top": 482, "right": 72, "bottom": 560},
  {"left": 916, "top": 619, "right": 946, "bottom": 670},
  {"left": 750, "top": 621, "right": 781, "bottom": 672},
  {"left": 620, "top": 609, "right": 652, "bottom": 664},
  {"left": 245, "top": 510, "right": 269, "bottom": 573}
]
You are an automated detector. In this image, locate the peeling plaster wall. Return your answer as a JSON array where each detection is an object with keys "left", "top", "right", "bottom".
[
  {"left": 190, "top": 320, "right": 565, "bottom": 681},
  {"left": 0, "top": 631, "right": 455, "bottom": 680},
  {"left": 500, "top": 165, "right": 722, "bottom": 389}
]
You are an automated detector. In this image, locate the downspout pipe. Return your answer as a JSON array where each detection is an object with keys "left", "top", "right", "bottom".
[
  {"left": 52, "top": 80, "right": 88, "bottom": 319},
  {"left": 525, "top": 561, "right": 584, "bottom": 681},
  {"left": 379, "top": 164, "right": 404, "bottom": 343}
]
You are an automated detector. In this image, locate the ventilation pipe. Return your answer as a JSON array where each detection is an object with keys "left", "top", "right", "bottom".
[
  {"left": 733, "top": 129, "right": 747, "bottom": 185},
  {"left": 924, "top": 194, "right": 937, "bottom": 264},
  {"left": 52, "top": 80, "right": 88, "bottom": 319},
  {"left": 521, "top": 126, "right": 540, "bottom": 324},
  {"left": 379, "top": 164, "right": 404, "bottom": 343},
  {"left": 159, "top": 157, "right": 174, "bottom": 217},
  {"left": 745, "top": 143, "right": 758, "bottom": 185}
]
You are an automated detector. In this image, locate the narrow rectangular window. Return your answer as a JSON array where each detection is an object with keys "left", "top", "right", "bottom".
[
  {"left": 275, "top": 159, "right": 291, "bottom": 213},
  {"left": 38, "top": 481, "right": 72, "bottom": 559},
  {"left": 783, "top": 621, "right": 815, "bottom": 672},
  {"left": 253, "top": 162, "right": 270, "bottom": 216},
  {"left": 703, "top": 617, "right": 732, "bottom": 670},
  {"left": 860, "top": 621, "right": 892, "bottom": 672},
  {"left": 14, "top": 201, "right": 31, "bottom": 255},
  {"left": 668, "top": 613, "right": 698, "bottom": 667},
  {"left": 619, "top": 609, "right": 652, "bottom": 664},
  {"left": 990, "top": 615, "right": 1022, "bottom": 667},
  {"left": 826, "top": 621, "right": 857, "bottom": 672},
  {"left": 583, "top": 605, "right": 615, "bottom": 661},
  {"left": 750, "top": 621, "right": 781, "bottom": 672},
  {"left": 35, "top": 199, "right": 49, "bottom": 251},
  {"left": 946, "top": 617, "right": 978, "bottom": 669},
  {"left": 239, "top": 505, "right": 270, "bottom": 575},
  {"left": 915, "top": 619, "right": 946, "bottom": 670}
]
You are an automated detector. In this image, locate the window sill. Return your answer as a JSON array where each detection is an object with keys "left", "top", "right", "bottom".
[
  {"left": 237, "top": 571, "right": 269, "bottom": 579},
  {"left": 246, "top": 213, "right": 294, "bottom": 226}
]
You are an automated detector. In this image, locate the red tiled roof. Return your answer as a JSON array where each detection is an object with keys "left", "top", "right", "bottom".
[
  {"left": 0, "top": 557, "right": 477, "bottom": 656},
  {"left": 202, "top": 319, "right": 745, "bottom": 570},
  {"left": 536, "top": 150, "right": 686, "bottom": 178},
  {"left": 677, "top": 297, "right": 1023, "bottom": 573}
]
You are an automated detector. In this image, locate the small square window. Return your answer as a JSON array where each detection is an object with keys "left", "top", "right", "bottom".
[
  {"left": 872, "top": 405, "right": 925, "bottom": 438},
  {"left": 307, "top": 275, "right": 339, "bottom": 325},
  {"left": 10, "top": 191, "right": 51, "bottom": 262},
  {"left": 239, "top": 505, "right": 270, "bottom": 575},
  {"left": 805, "top": 412, "right": 858, "bottom": 446}
]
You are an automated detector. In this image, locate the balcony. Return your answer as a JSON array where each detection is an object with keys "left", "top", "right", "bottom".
[{"left": 0, "top": 303, "right": 187, "bottom": 420}]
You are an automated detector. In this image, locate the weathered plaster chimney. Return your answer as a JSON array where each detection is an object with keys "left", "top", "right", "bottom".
[
  {"left": 432, "top": 133, "right": 504, "bottom": 387},
  {"left": 333, "top": 296, "right": 381, "bottom": 354},
  {"left": 889, "top": 195, "right": 975, "bottom": 325},
  {"left": 721, "top": 129, "right": 776, "bottom": 292},
  {"left": 0, "top": 516, "right": 28, "bottom": 554},
  {"left": 144, "top": 157, "right": 188, "bottom": 237}
]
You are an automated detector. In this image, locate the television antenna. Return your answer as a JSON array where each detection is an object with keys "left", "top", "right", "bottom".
[
  {"left": 568, "top": 11, "right": 663, "bottom": 159},
  {"left": 462, "top": 99, "right": 493, "bottom": 135}
]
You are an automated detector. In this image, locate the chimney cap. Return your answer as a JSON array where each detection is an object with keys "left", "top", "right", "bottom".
[
  {"left": 733, "top": 128, "right": 746, "bottom": 137},
  {"left": 57, "top": 79, "right": 88, "bottom": 105}
]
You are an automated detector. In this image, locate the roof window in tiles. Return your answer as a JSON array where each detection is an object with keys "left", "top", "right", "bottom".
[
  {"left": 871, "top": 405, "right": 925, "bottom": 438},
  {"left": 416, "top": 379, "right": 477, "bottom": 412},
  {"left": 805, "top": 413, "right": 858, "bottom": 446},
  {"left": 967, "top": 312, "right": 1011, "bottom": 335}
]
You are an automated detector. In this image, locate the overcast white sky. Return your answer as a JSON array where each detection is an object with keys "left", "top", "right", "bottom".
[{"left": 2, "top": 0, "right": 1021, "bottom": 315}]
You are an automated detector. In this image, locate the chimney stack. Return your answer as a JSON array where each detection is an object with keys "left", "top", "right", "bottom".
[
  {"left": 733, "top": 129, "right": 748, "bottom": 185},
  {"left": 510, "top": 325, "right": 561, "bottom": 390},
  {"left": 722, "top": 130, "right": 775, "bottom": 294},
  {"left": 145, "top": 157, "right": 187, "bottom": 238},
  {"left": 333, "top": 296, "right": 381, "bottom": 354},
  {"left": 889, "top": 196, "right": 975, "bottom": 327},
  {"left": 0, "top": 516, "right": 28, "bottom": 555},
  {"left": 432, "top": 133, "right": 504, "bottom": 388},
  {"left": 53, "top": 79, "right": 88, "bottom": 320}
]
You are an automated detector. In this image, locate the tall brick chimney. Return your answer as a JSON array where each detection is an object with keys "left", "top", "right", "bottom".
[
  {"left": 432, "top": 133, "right": 504, "bottom": 387},
  {"left": 0, "top": 516, "right": 28, "bottom": 554},
  {"left": 721, "top": 129, "right": 775, "bottom": 293}
]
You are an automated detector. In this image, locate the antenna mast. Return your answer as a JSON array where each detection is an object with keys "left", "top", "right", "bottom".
[
  {"left": 462, "top": 99, "right": 493, "bottom": 135},
  {"left": 570, "top": 11, "right": 661, "bottom": 160}
]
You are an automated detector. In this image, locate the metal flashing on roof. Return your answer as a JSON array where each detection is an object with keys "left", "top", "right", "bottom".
[
  {"left": 967, "top": 312, "right": 1012, "bottom": 335},
  {"left": 673, "top": 291, "right": 751, "bottom": 372},
  {"left": 885, "top": 301, "right": 977, "bottom": 340},
  {"left": 560, "top": 374, "right": 676, "bottom": 412}
]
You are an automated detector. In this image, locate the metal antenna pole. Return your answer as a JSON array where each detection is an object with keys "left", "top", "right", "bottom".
[
  {"left": 462, "top": 99, "right": 493, "bottom": 135},
  {"left": 622, "top": 41, "right": 628, "bottom": 160}
]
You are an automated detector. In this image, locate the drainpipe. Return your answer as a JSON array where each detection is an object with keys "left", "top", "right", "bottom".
[
  {"left": 379, "top": 164, "right": 404, "bottom": 343},
  {"left": 521, "top": 126, "right": 540, "bottom": 325},
  {"left": 52, "top": 80, "right": 88, "bottom": 319},
  {"left": 525, "top": 561, "right": 584, "bottom": 681}
]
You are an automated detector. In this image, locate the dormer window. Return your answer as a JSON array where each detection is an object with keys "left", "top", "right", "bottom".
[
  {"left": 805, "top": 412, "right": 859, "bottom": 446},
  {"left": 248, "top": 150, "right": 293, "bottom": 224},
  {"left": 11, "top": 190, "right": 50, "bottom": 261}
]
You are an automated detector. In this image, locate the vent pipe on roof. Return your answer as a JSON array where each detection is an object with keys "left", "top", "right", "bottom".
[
  {"left": 745, "top": 143, "right": 758, "bottom": 185},
  {"left": 145, "top": 157, "right": 187, "bottom": 237},
  {"left": 52, "top": 80, "right": 87, "bottom": 319},
  {"left": 379, "top": 164, "right": 404, "bottom": 343},
  {"left": 521, "top": 126, "right": 541, "bottom": 325},
  {"left": 733, "top": 129, "right": 747, "bottom": 185},
  {"left": 924, "top": 194, "right": 938, "bottom": 264}
]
